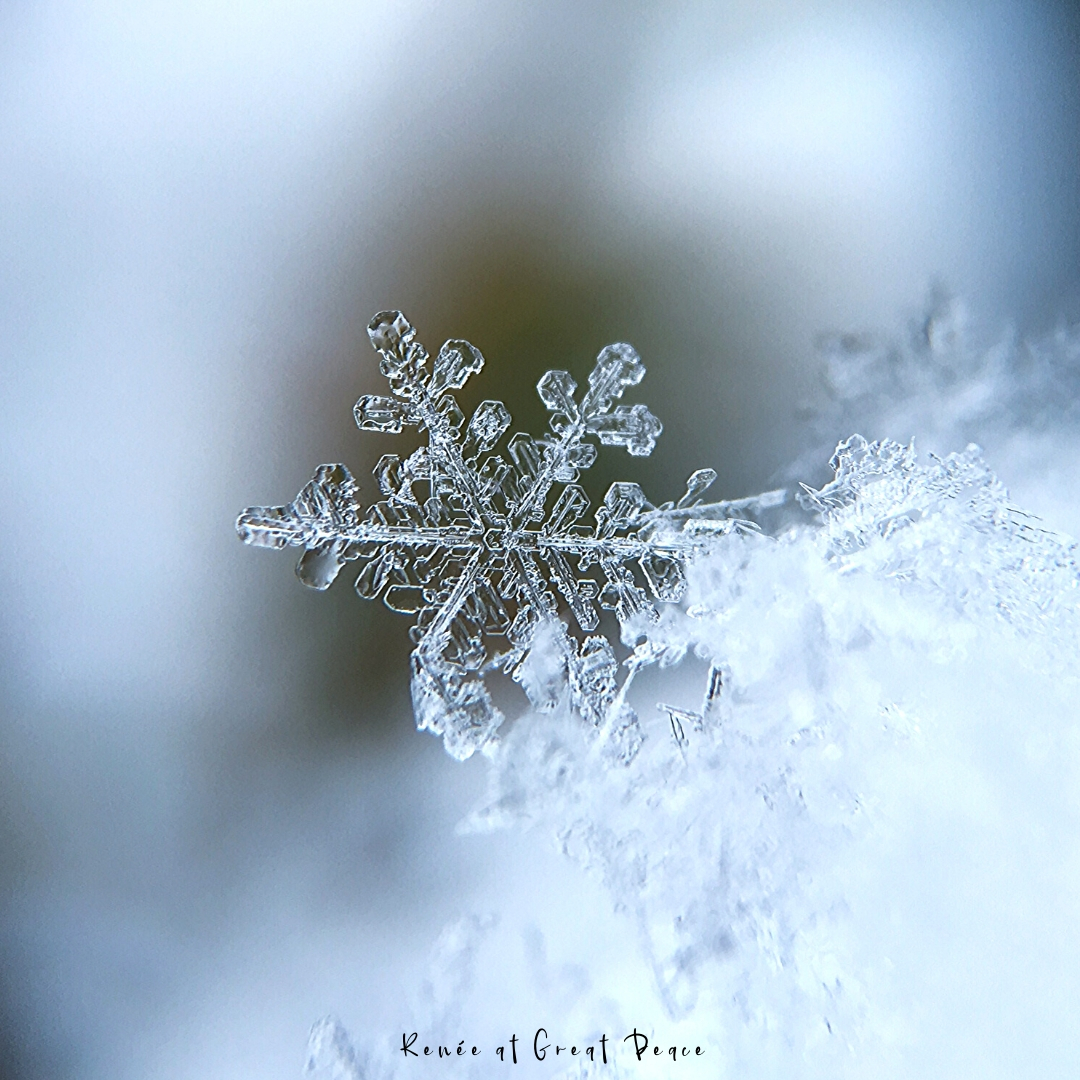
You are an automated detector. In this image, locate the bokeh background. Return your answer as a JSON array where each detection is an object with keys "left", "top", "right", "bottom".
[{"left": 3, "top": 1, "right": 1080, "bottom": 1077}]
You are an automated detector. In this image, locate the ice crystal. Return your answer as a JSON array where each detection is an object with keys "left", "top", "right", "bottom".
[
  {"left": 799, "top": 434, "right": 1080, "bottom": 665},
  {"left": 463, "top": 433, "right": 1080, "bottom": 1072},
  {"left": 305, "top": 1017, "right": 365, "bottom": 1080},
  {"left": 237, "top": 310, "right": 769, "bottom": 758}
]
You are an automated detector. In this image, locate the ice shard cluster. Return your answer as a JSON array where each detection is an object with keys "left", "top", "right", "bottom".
[
  {"left": 241, "top": 306, "right": 1080, "bottom": 1078},
  {"left": 238, "top": 310, "right": 770, "bottom": 760}
]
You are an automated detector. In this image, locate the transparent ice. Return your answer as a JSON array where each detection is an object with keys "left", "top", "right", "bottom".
[{"left": 238, "top": 310, "right": 778, "bottom": 760}]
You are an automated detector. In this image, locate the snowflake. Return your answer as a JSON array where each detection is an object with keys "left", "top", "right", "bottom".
[{"left": 237, "top": 310, "right": 772, "bottom": 759}]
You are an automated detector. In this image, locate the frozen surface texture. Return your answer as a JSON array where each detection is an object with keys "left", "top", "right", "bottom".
[
  {"left": 240, "top": 306, "right": 1080, "bottom": 1078},
  {"left": 238, "top": 310, "right": 777, "bottom": 760},
  {"left": 305, "top": 1017, "right": 365, "bottom": 1080},
  {"left": 459, "top": 434, "right": 1080, "bottom": 1076},
  {"left": 800, "top": 434, "right": 1080, "bottom": 668}
]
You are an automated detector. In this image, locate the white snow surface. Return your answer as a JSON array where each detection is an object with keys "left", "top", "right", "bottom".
[{"left": 313, "top": 385, "right": 1080, "bottom": 1076}]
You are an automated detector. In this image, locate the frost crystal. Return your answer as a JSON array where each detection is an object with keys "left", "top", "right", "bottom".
[
  {"left": 305, "top": 1017, "right": 365, "bottom": 1079},
  {"left": 238, "top": 311, "right": 764, "bottom": 758}
]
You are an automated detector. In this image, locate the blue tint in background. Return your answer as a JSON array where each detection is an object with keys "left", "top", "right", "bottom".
[{"left": 2, "top": 2, "right": 1079, "bottom": 1077}]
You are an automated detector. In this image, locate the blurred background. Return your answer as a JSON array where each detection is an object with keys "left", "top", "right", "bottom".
[{"left": 2, "top": 1, "right": 1080, "bottom": 1077}]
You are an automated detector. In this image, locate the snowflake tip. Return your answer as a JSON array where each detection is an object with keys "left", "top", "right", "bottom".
[
  {"left": 430, "top": 338, "right": 485, "bottom": 396},
  {"left": 367, "top": 309, "right": 415, "bottom": 358}
]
